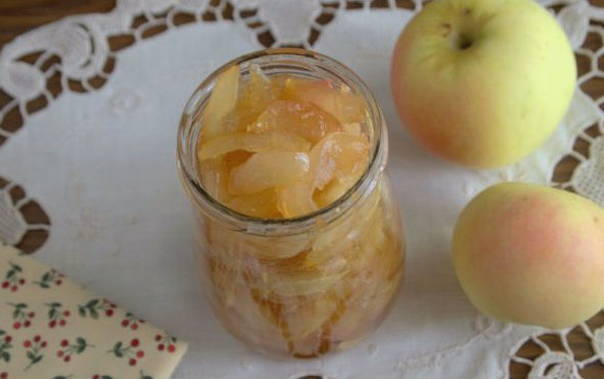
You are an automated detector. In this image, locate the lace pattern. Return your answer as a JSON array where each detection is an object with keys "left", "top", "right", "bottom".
[
  {"left": 509, "top": 311, "right": 604, "bottom": 378},
  {"left": 1, "top": 1, "right": 604, "bottom": 378},
  {"left": 0, "top": 177, "right": 50, "bottom": 254}
]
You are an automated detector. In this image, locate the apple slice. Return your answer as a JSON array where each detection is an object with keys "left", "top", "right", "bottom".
[
  {"left": 248, "top": 100, "right": 342, "bottom": 144},
  {"left": 198, "top": 158, "right": 229, "bottom": 202},
  {"left": 314, "top": 176, "right": 357, "bottom": 208},
  {"left": 235, "top": 64, "right": 279, "bottom": 130},
  {"left": 258, "top": 269, "right": 343, "bottom": 297},
  {"left": 201, "top": 65, "right": 240, "bottom": 139},
  {"left": 198, "top": 131, "right": 311, "bottom": 160},
  {"left": 282, "top": 78, "right": 367, "bottom": 124},
  {"left": 277, "top": 180, "right": 317, "bottom": 218},
  {"left": 226, "top": 189, "right": 281, "bottom": 218},
  {"left": 282, "top": 295, "right": 336, "bottom": 339},
  {"left": 229, "top": 151, "right": 310, "bottom": 195},
  {"left": 222, "top": 150, "right": 253, "bottom": 170},
  {"left": 309, "top": 132, "right": 370, "bottom": 190},
  {"left": 342, "top": 122, "right": 362, "bottom": 134},
  {"left": 277, "top": 132, "right": 369, "bottom": 218}
]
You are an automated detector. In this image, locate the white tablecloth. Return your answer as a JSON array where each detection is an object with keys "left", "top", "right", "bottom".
[{"left": 1, "top": 0, "right": 603, "bottom": 377}]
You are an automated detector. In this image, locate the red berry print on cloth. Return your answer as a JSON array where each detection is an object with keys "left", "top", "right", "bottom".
[
  {"left": 154, "top": 333, "right": 178, "bottom": 354},
  {"left": 0, "top": 372, "right": 7, "bottom": 378},
  {"left": 77, "top": 298, "right": 116, "bottom": 319},
  {"left": 108, "top": 339, "right": 146, "bottom": 367},
  {"left": 120, "top": 312, "right": 145, "bottom": 330},
  {"left": 33, "top": 268, "right": 65, "bottom": 289},
  {"left": 23, "top": 334, "right": 47, "bottom": 370},
  {"left": 0, "top": 330, "right": 13, "bottom": 363},
  {"left": 2, "top": 262, "right": 26, "bottom": 292},
  {"left": 8, "top": 303, "right": 34, "bottom": 329},
  {"left": 46, "top": 302, "right": 70, "bottom": 328},
  {"left": 56, "top": 337, "right": 94, "bottom": 363},
  {"left": 90, "top": 373, "right": 151, "bottom": 379}
]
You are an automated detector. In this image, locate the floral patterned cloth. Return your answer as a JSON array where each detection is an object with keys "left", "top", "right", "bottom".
[{"left": 0, "top": 244, "right": 187, "bottom": 379}]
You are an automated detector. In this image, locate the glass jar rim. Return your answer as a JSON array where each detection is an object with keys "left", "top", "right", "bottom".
[{"left": 177, "top": 48, "right": 388, "bottom": 236}]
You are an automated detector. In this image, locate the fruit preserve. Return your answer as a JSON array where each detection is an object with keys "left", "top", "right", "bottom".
[{"left": 177, "top": 49, "right": 405, "bottom": 358}]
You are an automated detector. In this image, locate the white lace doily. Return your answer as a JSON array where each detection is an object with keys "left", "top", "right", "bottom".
[{"left": 1, "top": 1, "right": 603, "bottom": 378}]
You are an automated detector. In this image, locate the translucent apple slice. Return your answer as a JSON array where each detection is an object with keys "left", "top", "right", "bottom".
[
  {"left": 248, "top": 100, "right": 342, "bottom": 144},
  {"left": 214, "top": 285, "right": 282, "bottom": 345},
  {"left": 283, "top": 296, "right": 337, "bottom": 339},
  {"left": 207, "top": 262, "right": 284, "bottom": 344},
  {"left": 201, "top": 65, "right": 240, "bottom": 139},
  {"left": 198, "top": 131, "right": 311, "bottom": 160},
  {"left": 309, "top": 187, "right": 381, "bottom": 264},
  {"left": 259, "top": 270, "right": 343, "bottom": 297},
  {"left": 227, "top": 189, "right": 281, "bottom": 218},
  {"left": 198, "top": 158, "right": 229, "bottom": 202},
  {"left": 277, "top": 132, "right": 369, "bottom": 218},
  {"left": 329, "top": 132, "right": 370, "bottom": 179},
  {"left": 277, "top": 181, "right": 317, "bottom": 218},
  {"left": 309, "top": 132, "right": 370, "bottom": 191},
  {"left": 236, "top": 64, "right": 279, "bottom": 130},
  {"left": 229, "top": 151, "right": 310, "bottom": 195},
  {"left": 269, "top": 75, "right": 288, "bottom": 97},
  {"left": 243, "top": 233, "right": 311, "bottom": 260},
  {"left": 314, "top": 176, "right": 357, "bottom": 208},
  {"left": 342, "top": 122, "right": 362, "bottom": 135},
  {"left": 282, "top": 78, "right": 367, "bottom": 124},
  {"left": 222, "top": 150, "right": 253, "bottom": 170},
  {"left": 241, "top": 65, "right": 274, "bottom": 105}
]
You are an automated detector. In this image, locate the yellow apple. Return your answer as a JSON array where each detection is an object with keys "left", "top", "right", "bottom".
[
  {"left": 391, "top": 0, "right": 576, "bottom": 168},
  {"left": 453, "top": 183, "right": 604, "bottom": 329}
]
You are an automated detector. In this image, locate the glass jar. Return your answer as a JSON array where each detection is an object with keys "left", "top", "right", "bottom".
[{"left": 177, "top": 49, "right": 405, "bottom": 358}]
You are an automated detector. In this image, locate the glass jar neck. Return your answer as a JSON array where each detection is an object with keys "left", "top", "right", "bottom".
[{"left": 177, "top": 48, "right": 388, "bottom": 236}]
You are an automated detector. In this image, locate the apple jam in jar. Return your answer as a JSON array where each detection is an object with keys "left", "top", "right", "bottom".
[{"left": 177, "top": 49, "right": 405, "bottom": 358}]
